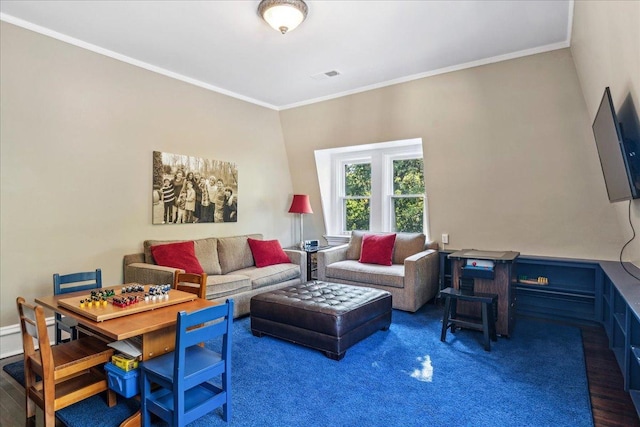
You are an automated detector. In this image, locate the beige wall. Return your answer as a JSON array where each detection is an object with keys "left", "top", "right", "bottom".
[
  {"left": 0, "top": 22, "right": 295, "bottom": 326},
  {"left": 571, "top": 0, "right": 640, "bottom": 265},
  {"left": 280, "top": 47, "right": 635, "bottom": 264}
]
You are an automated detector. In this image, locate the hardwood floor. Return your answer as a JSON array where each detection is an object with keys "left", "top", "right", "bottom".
[
  {"left": 1, "top": 323, "right": 638, "bottom": 427},
  {"left": 1, "top": 354, "right": 65, "bottom": 427},
  {"left": 582, "top": 325, "right": 640, "bottom": 427}
]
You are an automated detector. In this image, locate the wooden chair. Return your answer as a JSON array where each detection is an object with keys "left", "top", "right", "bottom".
[
  {"left": 173, "top": 272, "right": 207, "bottom": 299},
  {"left": 16, "top": 297, "right": 116, "bottom": 427},
  {"left": 140, "top": 299, "right": 234, "bottom": 426},
  {"left": 53, "top": 269, "right": 102, "bottom": 344}
]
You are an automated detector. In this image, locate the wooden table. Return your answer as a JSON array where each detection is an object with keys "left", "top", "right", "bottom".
[
  {"left": 36, "top": 286, "right": 217, "bottom": 427},
  {"left": 448, "top": 249, "right": 519, "bottom": 337}
]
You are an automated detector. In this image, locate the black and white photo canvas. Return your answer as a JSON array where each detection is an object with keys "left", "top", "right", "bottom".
[{"left": 152, "top": 151, "right": 238, "bottom": 225}]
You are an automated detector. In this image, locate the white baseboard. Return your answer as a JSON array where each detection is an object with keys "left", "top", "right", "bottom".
[{"left": 0, "top": 316, "right": 56, "bottom": 359}]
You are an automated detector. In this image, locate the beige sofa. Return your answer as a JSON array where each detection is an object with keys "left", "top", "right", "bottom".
[
  {"left": 317, "top": 231, "right": 439, "bottom": 312},
  {"left": 123, "top": 234, "right": 305, "bottom": 317}
]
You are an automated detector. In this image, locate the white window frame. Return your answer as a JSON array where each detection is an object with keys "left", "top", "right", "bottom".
[
  {"left": 384, "top": 152, "right": 427, "bottom": 233},
  {"left": 315, "top": 138, "right": 426, "bottom": 244},
  {"left": 338, "top": 156, "right": 372, "bottom": 234}
]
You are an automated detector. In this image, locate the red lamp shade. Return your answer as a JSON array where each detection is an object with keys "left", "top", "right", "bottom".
[{"left": 288, "top": 194, "right": 313, "bottom": 214}]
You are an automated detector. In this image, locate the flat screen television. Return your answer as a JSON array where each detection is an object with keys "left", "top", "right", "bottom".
[{"left": 591, "top": 87, "right": 639, "bottom": 202}]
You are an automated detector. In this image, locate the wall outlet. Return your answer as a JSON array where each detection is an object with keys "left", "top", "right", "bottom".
[{"left": 441, "top": 233, "right": 449, "bottom": 244}]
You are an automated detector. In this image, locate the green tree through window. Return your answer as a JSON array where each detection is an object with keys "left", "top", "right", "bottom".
[
  {"left": 342, "top": 158, "right": 425, "bottom": 233},
  {"left": 392, "top": 159, "right": 424, "bottom": 232},
  {"left": 344, "top": 163, "right": 370, "bottom": 231}
]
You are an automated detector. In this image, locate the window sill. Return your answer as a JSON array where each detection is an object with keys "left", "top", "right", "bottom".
[{"left": 323, "top": 235, "right": 350, "bottom": 246}]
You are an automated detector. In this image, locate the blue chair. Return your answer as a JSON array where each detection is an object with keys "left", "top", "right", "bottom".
[
  {"left": 141, "top": 299, "right": 234, "bottom": 426},
  {"left": 53, "top": 269, "right": 102, "bottom": 344}
]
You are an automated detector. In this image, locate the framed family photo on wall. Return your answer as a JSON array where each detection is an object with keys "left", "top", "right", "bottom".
[{"left": 152, "top": 151, "right": 238, "bottom": 225}]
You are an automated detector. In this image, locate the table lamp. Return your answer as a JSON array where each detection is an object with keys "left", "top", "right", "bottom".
[{"left": 288, "top": 194, "right": 313, "bottom": 249}]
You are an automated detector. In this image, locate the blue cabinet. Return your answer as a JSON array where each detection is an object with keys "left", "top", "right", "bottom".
[
  {"left": 600, "top": 261, "right": 640, "bottom": 415},
  {"left": 514, "top": 256, "right": 602, "bottom": 324}
]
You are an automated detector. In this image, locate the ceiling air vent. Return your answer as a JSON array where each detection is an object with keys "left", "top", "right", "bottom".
[{"left": 310, "top": 70, "right": 341, "bottom": 80}]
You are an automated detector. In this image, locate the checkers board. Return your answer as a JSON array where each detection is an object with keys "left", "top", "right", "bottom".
[{"left": 57, "top": 284, "right": 197, "bottom": 322}]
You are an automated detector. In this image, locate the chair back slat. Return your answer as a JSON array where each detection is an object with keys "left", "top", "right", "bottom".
[
  {"left": 53, "top": 269, "right": 102, "bottom": 344},
  {"left": 176, "top": 301, "right": 233, "bottom": 351},
  {"left": 53, "top": 269, "right": 102, "bottom": 295},
  {"left": 183, "top": 319, "right": 228, "bottom": 349},
  {"left": 20, "top": 304, "right": 39, "bottom": 340},
  {"left": 173, "top": 272, "right": 207, "bottom": 299}
]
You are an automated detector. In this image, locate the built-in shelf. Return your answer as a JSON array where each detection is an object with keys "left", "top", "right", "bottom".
[
  {"left": 515, "top": 283, "right": 595, "bottom": 298},
  {"left": 615, "top": 312, "right": 627, "bottom": 330},
  {"left": 514, "top": 256, "right": 601, "bottom": 324},
  {"left": 600, "top": 261, "right": 640, "bottom": 418}
]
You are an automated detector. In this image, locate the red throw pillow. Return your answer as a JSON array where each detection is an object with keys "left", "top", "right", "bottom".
[
  {"left": 150, "top": 241, "right": 204, "bottom": 274},
  {"left": 359, "top": 233, "right": 397, "bottom": 266},
  {"left": 247, "top": 238, "right": 290, "bottom": 268}
]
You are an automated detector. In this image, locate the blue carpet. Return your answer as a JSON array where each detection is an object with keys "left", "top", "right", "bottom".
[{"left": 4, "top": 304, "right": 592, "bottom": 427}]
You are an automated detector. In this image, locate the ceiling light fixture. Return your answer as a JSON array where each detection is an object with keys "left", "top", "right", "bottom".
[{"left": 258, "top": 0, "right": 308, "bottom": 34}]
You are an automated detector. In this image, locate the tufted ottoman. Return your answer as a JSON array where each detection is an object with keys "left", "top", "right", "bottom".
[{"left": 250, "top": 281, "right": 392, "bottom": 360}]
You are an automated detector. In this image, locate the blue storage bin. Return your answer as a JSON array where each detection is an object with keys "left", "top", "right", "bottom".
[{"left": 104, "top": 362, "right": 139, "bottom": 398}]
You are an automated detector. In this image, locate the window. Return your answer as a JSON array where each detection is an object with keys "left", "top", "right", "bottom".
[
  {"left": 391, "top": 157, "right": 425, "bottom": 233},
  {"left": 315, "top": 139, "right": 426, "bottom": 244},
  {"left": 343, "top": 162, "right": 371, "bottom": 231}
]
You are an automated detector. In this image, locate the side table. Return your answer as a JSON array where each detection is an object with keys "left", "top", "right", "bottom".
[{"left": 288, "top": 245, "right": 333, "bottom": 281}]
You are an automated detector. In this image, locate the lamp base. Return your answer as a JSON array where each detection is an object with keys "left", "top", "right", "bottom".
[{"left": 298, "top": 213, "right": 305, "bottom": 250}]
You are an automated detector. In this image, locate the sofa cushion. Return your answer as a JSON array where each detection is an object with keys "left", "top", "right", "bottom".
[
  {"left": 346, "top": 230, "right": 366, "bottom": 260},
  {"left": 392, "top": 233, "right": 426, "bottom": 265},
  {"left": 193, "top": 237, "right": 222, "bottom": 275},
  {"left": 205, "top": 274, "right": 251, "bottom": 299},
  {"left": 144, "top": 237, "right": 222, "bottom": 275},
  {"left": 150, "top": 241, "right": 204, "bottom": 274},
  {"left": 235, "top": 264, "right": 301, "bottom": 290},
  {"left": 325, "top": 260, "right": 405, "bottom": 288},
  {"left": 359, "top": 233, "right": 396, "bottom": 266},
  {"left": 145, "top": 239, "right": 183, "bottom": 264},
  {"left": 346, "top": 231, "right": 426, "bottom": 265},
  {"left": 217, "top": 234, "right": 261, "bottom": 275},
  {"left": 247, "top": 238, "right": 291, "bottom": 267}
]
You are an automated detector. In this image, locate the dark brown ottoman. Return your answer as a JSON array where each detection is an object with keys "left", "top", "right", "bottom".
[{"left": 250, "top": 281, "right": 392, "bottom": 360}]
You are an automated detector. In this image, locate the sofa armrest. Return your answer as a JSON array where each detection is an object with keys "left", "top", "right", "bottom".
[
  {"left": 403, "top": 249, "right": 440, "bottom": 310},
  {"left": 284, "top": 249, "right": 307, "bottom": 282},
  {"left": 317, "top": 244, "right": 348, "bottom": 281},
  {"left": 123, "top": 253, "right": 145, "bottom": 266},
  {"left": 124, "top": 262, "right": 180, "bottom": 285}
]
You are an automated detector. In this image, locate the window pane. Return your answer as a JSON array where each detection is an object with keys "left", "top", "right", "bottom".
[
  {"left": 345, "top": 163, "right": 371, "bottom": 196},
  {"left": 393, "top": 197, "right": 423, "bottom": 233},
  {"left": 345, "top": 199, "right": 370, "bottom": 231},
  {"left": 393, "top": 159, "right": 424, "bottom": 194}
]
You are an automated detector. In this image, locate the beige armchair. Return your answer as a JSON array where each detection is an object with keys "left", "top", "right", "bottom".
[{"left": 317, "top": 231, "right": 439, "bottom": 312}]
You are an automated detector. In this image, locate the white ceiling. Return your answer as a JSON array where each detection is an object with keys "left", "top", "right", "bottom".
[{"left": 0, "top": 0, "right": 573, "bottom": 110}]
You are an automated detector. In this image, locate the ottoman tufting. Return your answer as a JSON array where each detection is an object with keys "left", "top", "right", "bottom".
[{"left": 250, "top": 281, "right": 392, "bottom": 360}]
